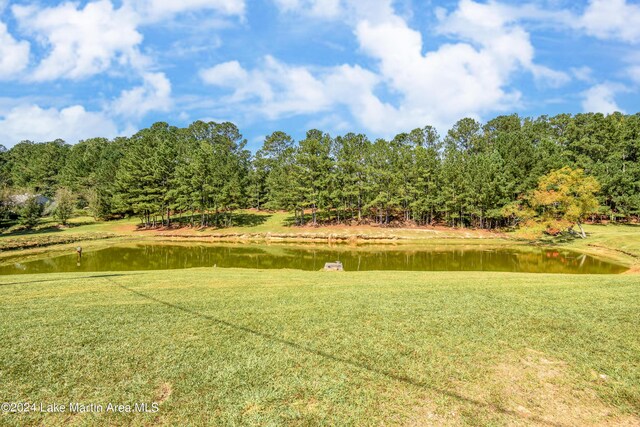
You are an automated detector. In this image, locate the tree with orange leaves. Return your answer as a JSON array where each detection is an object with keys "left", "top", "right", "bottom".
[{"left": 531, "top": 167, "right": 601, "bottom": 238}]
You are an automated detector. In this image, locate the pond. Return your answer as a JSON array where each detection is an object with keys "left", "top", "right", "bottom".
[{"left": 0, "top": 243, "right": 627, "bottom": 275}]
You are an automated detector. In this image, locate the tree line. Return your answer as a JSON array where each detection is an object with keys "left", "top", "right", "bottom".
[{"left": 1, "top": 113, "right": 639, "bottom": 230}]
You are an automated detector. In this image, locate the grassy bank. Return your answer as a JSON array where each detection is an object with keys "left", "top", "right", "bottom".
[
  {"left": 1, "top": 269, "right": 639, "bottom": 426},
  {"left": 561, "top": 224, "right": 640, "bottom": 269},
  {"left": 1, "top": 212, "right": 513, "bottom": 246}
]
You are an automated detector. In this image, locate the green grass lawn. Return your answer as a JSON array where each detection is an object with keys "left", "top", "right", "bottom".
[
  {"left": 566, "top": 224, "right": 640, "bottom": 265},
  {"left": 1, "top": 269, "right": 639, "bottom": 426}
]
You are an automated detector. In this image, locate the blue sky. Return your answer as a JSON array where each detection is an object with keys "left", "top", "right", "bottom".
[{"left": 1, "top": 0, "right": 639, "bottom": 150}]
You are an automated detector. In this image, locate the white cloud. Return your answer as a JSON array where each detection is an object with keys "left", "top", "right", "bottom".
[
  {"left": 128, "top": 0, "right": 245, "bottom": 23},
  {"left": 12, "top": 1, "right": 143, "bottom": 81},
  {"left": 530, "top": 64, "right": 571, "bottom": 87},
  {"left": 0, "top": 104, "right": 119, "bottom": 145},
  {"left": 274, "top": 0, "right": 640, "bottom": 44},
  {"left": 322, "top": 63, "right": 396, "bottom": 133},
  {"left": 244, "top": 0, "right": 568, "bottom": 133},
  {"left": 5, "top": 0, "right": 244, "bottom": 132},
  {"left": 200, "top": 56, "right": 399, "bottom": 133},
  {"left": 0, "top": 22, "right": 30, "bottom": 80},
  {"left": 200, "top": 61, "right": 249, "bottom": 88},
  {"left": 201, "top": 56, "right": 333, "bottom": 118},
  {"left": 273, "top": 0, "right": 344, "bottom": 18},
  {"left": 434, "top": 0, "right": 569, "bottom": 85},
  {"left": 112, "top": 72, "right": 172, "bottom": 118},
  {"left": 11, "top": 0, "right": 244, "bottom": 82},
  {"left": 571, "top": 66, "right": 594, "bottom": 83},
  {"left": 270, "top": 1, "right": 567, "bottom": 133},
  {"left": 578, "top": 0, "right": 640, "bottom": 43},
  {"left": 272, "top": 0, "right": 397, "bottom": 23},
  {"left": 273, "top": 0, "right": 398, "bottom": 21},
  {"left": 582, "top": 83, "right": 625, "bottom": 114}
]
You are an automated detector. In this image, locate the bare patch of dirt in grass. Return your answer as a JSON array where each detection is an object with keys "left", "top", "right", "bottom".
[
  {"left": 469, "top": 349, "right": 638, "bottom": 426},
  {"left": 405, "top": 399, "right": 462, "bottom": 426},
  {"left": 289, "top": 396, "right": 322, "bottom": 415},
  {"left": 623, "top": 265, "right": 640, "bottom": 275},
  {"left": 241, "top": 402, "right": 262, "bottom": 415},
  {"left": 155, "top": 382, "right": 172, "bottom": 404},
  {"left": 407, "top": 349, "right": 639, "bottom": 426},
  {"left": 112, "top": 223, "right": 137, "bottom": 233}
]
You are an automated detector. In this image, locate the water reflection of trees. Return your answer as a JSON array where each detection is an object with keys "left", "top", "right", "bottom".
[{"left": 0, "top": 245, "right": 626, "bottom": 275}]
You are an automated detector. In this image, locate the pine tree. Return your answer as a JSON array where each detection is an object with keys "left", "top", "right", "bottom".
[{"left": 295, "top": 130, "right": 334, "bottom": 226}]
